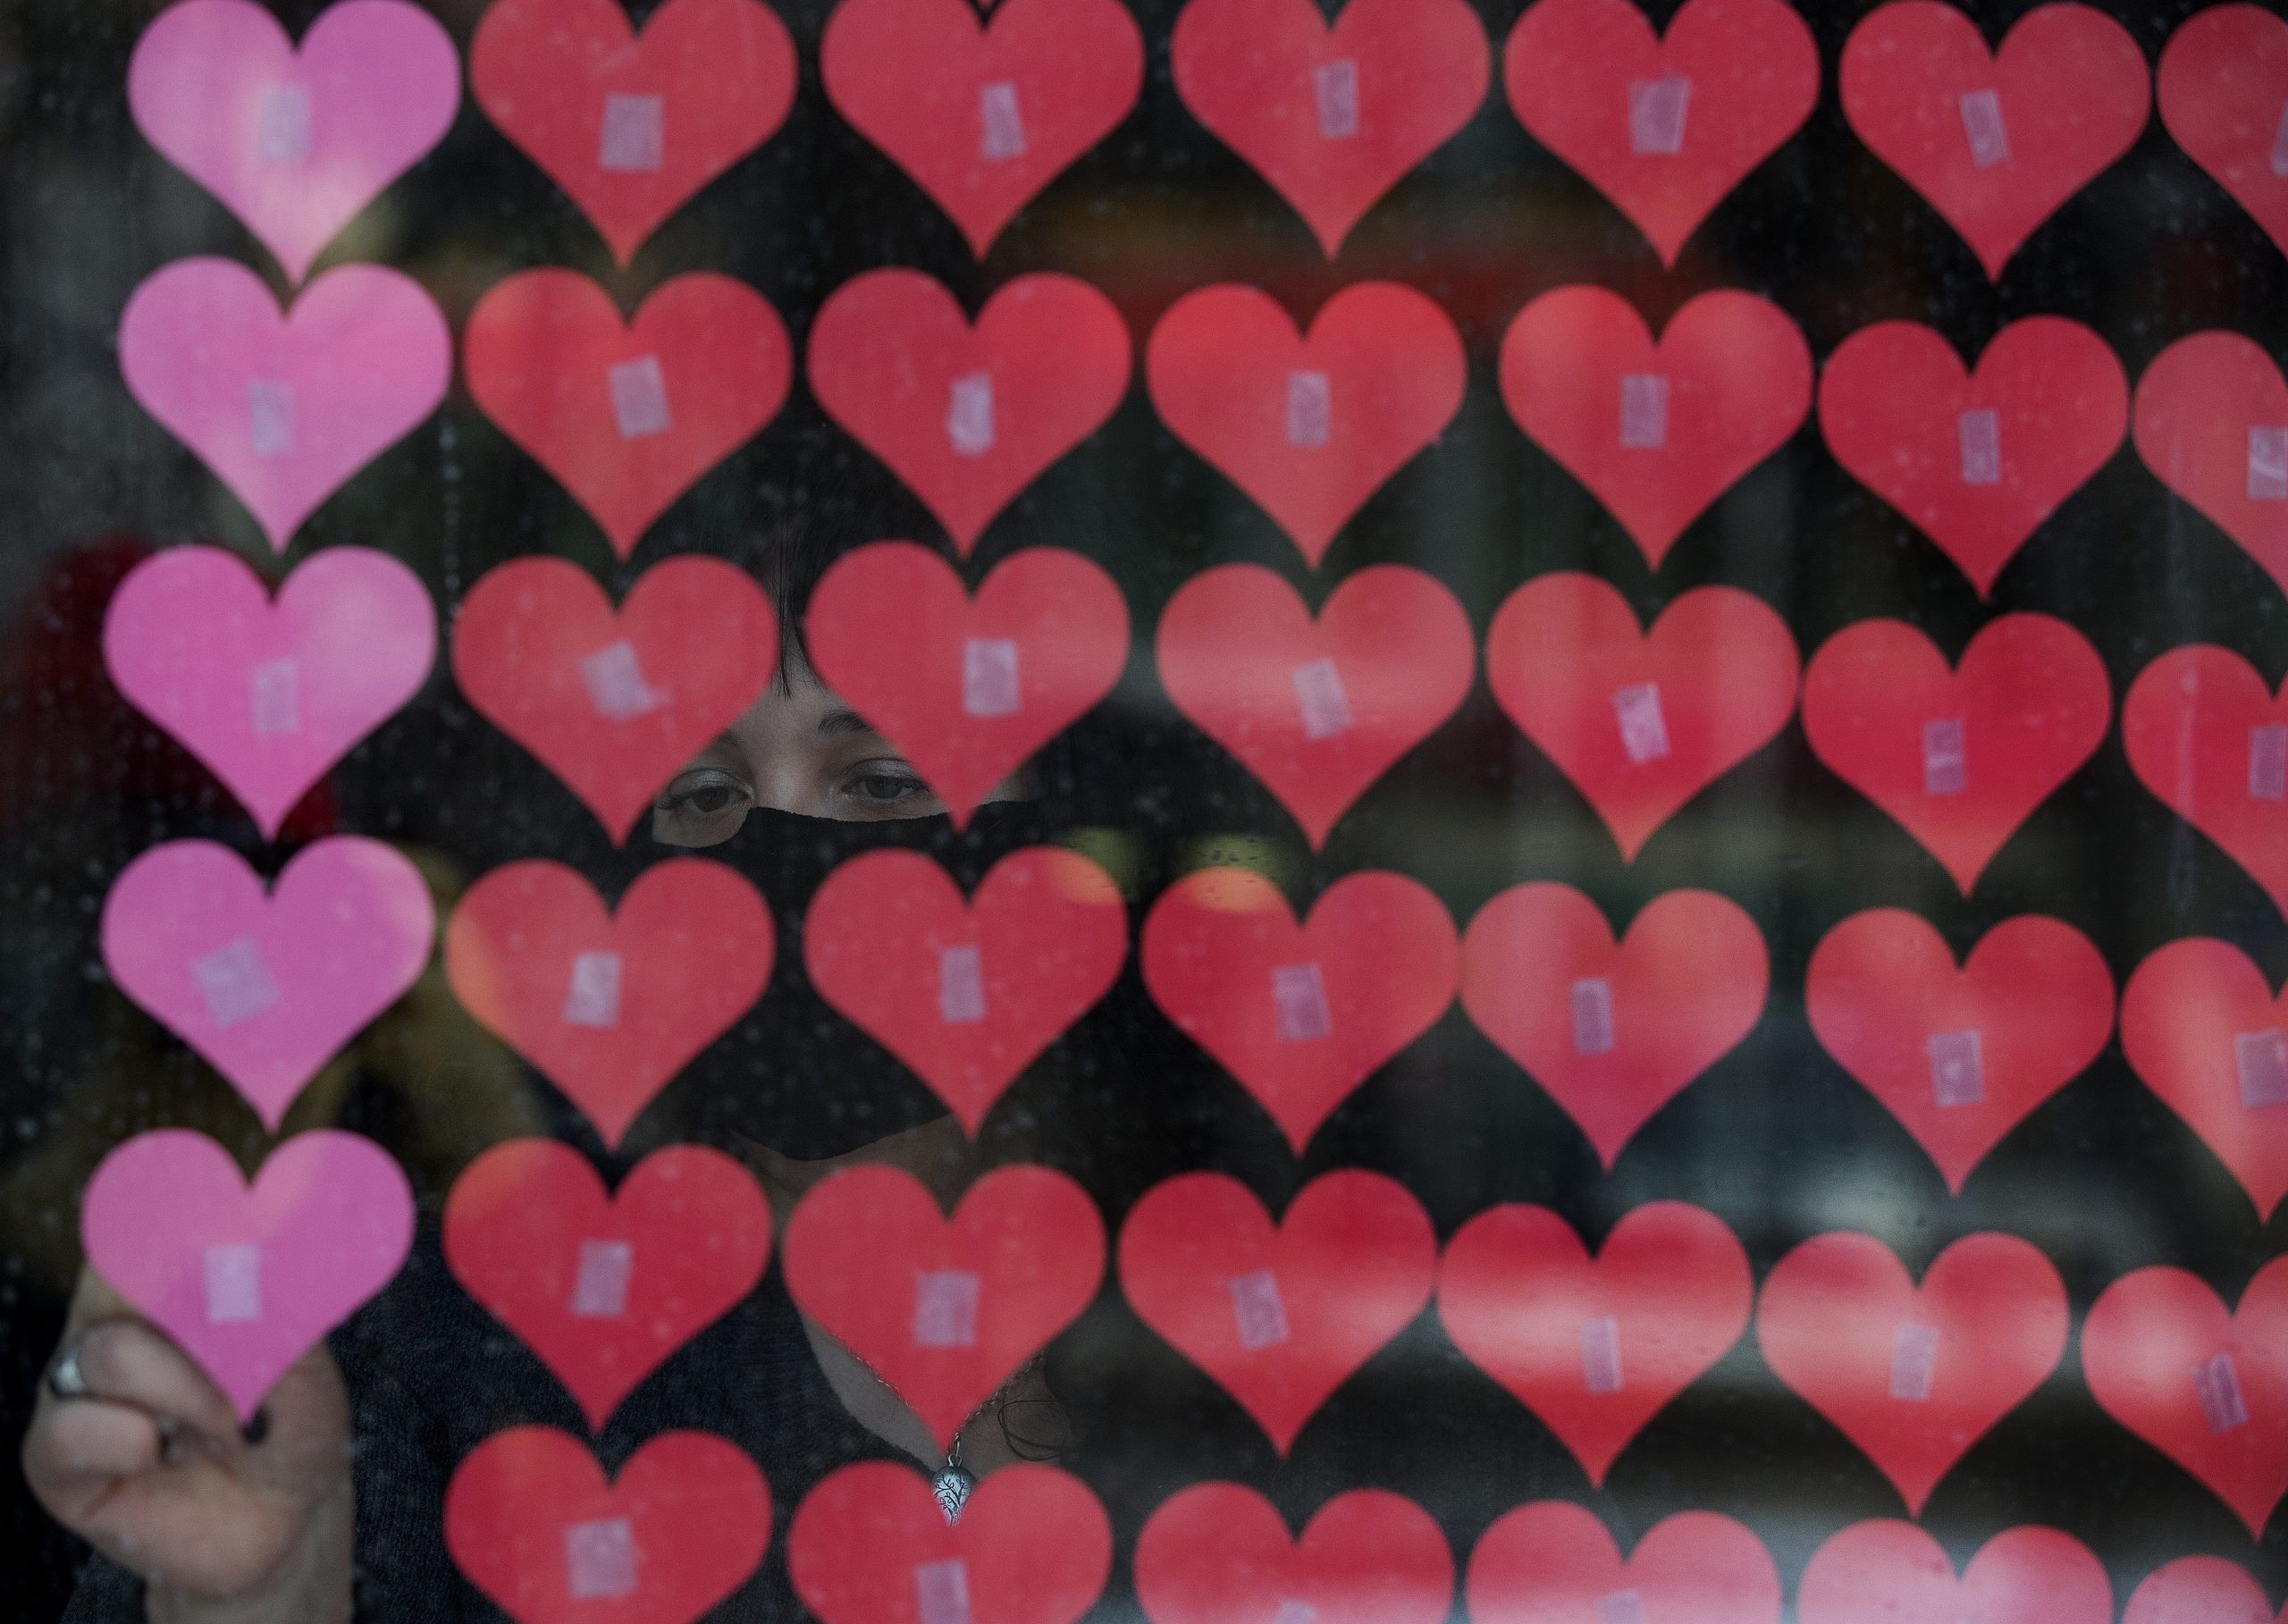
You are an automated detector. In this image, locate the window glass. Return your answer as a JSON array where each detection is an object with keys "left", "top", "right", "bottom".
[{"left": 4, "top": 0, "right": 2285, "bottom": 1620}]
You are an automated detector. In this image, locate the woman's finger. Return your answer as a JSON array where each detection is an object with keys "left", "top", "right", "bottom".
[
  {"left": 22, "top": 1396, "right": 164, "bottom": 1495},
  {"left": 65, "top": 1316, "right": 245, "bottom": 1451}
]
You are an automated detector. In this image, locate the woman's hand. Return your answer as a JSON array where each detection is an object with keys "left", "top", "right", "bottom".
[{"left": 22, "top": 1270, "right": 354, "bottom": 1624}]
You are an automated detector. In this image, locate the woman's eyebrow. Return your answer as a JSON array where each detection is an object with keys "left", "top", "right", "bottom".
[{"left": 816, "top": 706, "right": 879, "bottom": 740}]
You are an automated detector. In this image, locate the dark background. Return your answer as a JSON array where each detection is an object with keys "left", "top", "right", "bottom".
[{"left": 2, "top": 0, "right": 2284, "bottom": 1616}]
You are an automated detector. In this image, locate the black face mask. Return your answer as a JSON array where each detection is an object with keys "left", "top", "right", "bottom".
[{"left": 604, "top": 797, "right": 1069, "bottom": 1163}]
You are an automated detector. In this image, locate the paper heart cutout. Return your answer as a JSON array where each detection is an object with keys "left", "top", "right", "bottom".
[
  {"left": 1459, "top": 884, "right": 1767, "bottom": 1167},
  {"left": 2085, "top": 1259, "right": 2288, "bottom": 1538},
  {"left": 101, "top": 837, "right": 433, "bottom": 1129},
  {"left": 2120, "top": 937, "right": 2288, "bottom": 1221},
  {"left": 1839, "top": 1, "right": 2141, "bottom": 280},
  {"left": 444, "top": 858, "right": 773, "bottom": 1149},
  {"left": 471, "top": 0, "right": 796, "bottom": 265},
  {"left": 807, "top": 270, "right": 1131, "bottom": 553},
  {"left": 128, "top": 0, "right": 458, "bottom": 282},
  {"left": 1840, "top": 2, "right": 2149, "bottom": 279},
  {"left": 1466, "top": 1503, "right": 1779, "bottom": 1624},
  {"left": 1135, "top": 1485, "right": 1453, "bottom": 1624},
  {"left": 119, "top": 258, "right": 450, "bottom": 551},
  {"left": 1171, "top": 0, "right": 1491, "bottom": 255},
  {"left": 789, "top": 1461, "right": 1112, "bottom": 1624},
  {"left": 81, "top": 1128, "right": 413, "bottom": 1422},
  {"left": 804, "top": 846, "right": 1128, "bottom": 1135},
  {"left": 1119, "top": 1170, "right": 1436, "bottom": 1455},
  {"left": 2159, "top": 7, "right": 2288, "bottom": 263},
  {"left": 445, "top": 1426, "right": 770, "bottom": 1624},
  {"left": 1502, "top": 286, "right": 1811, "bottom": 568},
  {"left": 1802, "top": 614, "right": 2110, "bottom": 894},
  {"left": 451, "top": 555, "right": 778, "bottom": 844},
  {"left": 2136, "top": 333, "right": 2288, "bottom": 603},
  {"left": 1438, "top": 1201, "right": 1752, "bottom": 1484},
  {"left": 1504, "top": 0, "right": 1819, "bottom": 265},
  {"left": 803, "top": 542, "right": 1128, "bottom": 828},
  {"left": 462, "top": 270, "right": 792, "bottom": 557},
  {"left": 1757, "top": 1231, "right": 2067, "bottom": 1513},
  {"left": 1157, "top": 563, "right": 1474, "bottom": 848},
  {"left": 1148, "top": 282, "right": 1467, "bottom": 566},
  {"left": 821, "top": 0, "right": 1144, "bottom": 257},
  {"left": 1797, "top": 1522, "right": 2111, "bottom": 1624},
  {"left": 1819, "top": 317, "right": 2128, "bottom": 597},
  {"left": 1807, "top": 910, "right": 2115, "bottom": 1194},
  {"left": 2125, "top": 643, "right": 2288, "bottom": 921},
  {"left": 2126, "top": 1556, "right": 2284, "bottom": 1624},
  {"left": 103, "top": 545, "right": 435, "bottom": 838},
  {"left": 781, "top": 1164, "right": 1103, "bottom": 1451},
  {"left": 1484, "top": 571, "right": 1799, "bottom": 861},
  {"left": 1140, "top": 867, "right": 1459, "bottom": 1153},
  {"left": 443, "top": 1139, "right": 769, "bottom": 1431}
]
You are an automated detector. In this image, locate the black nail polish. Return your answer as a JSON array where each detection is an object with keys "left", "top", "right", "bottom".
[{"left": 241, "top": 1408, "right": 270, "bottom": 1446}]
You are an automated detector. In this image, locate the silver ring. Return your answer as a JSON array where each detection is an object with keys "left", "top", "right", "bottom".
[{"left": 46, "top": 1339, "right": 91, "bottom": 1401}]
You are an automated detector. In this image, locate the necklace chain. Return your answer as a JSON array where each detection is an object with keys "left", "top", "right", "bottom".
[{"left": 843, "top": 1348, "right": 1047, "bottom": 1526}]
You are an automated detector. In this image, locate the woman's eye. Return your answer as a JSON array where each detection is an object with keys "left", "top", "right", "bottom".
[
  {"left": 653, "top": 773, "right": 751, "bottom": 824},
  {"left": 841, "top": 762, "right": 938, "bottom": 812},
  {"left": 672, "top": 783, "right": 742, "bottom": 815},
  {"left": 849, "top": 771, "right": 925, "bottom": 804}
]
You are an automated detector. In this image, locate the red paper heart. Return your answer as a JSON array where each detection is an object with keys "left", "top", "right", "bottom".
[
  {"left": 1819, "top": 317, "right": 2128, "bottom": 597},
  {"left": 1757, "top": 1231, "right": 2067, "bottom": 1513},
  {"left": 1801, "top": 614, "right": 2109, "bottom": 894},
  {"left": 444, "top": 859, "right": 773, "bottom": 1148},
  {"left": 781, "top": 1164, "right": 1103, "bottom": 1450},
  {"left": 1839, "top": 2, "right": 2149, "bottom": 279},
  {"left": 1140, "top": 867, "right": 1459, "bottom": 1153},
  {"left": 1157, "top": 563, "right": 1473, "bottom": 848},
  {"left": 1147, "top": 282, "right": 1467, "bottom": 566},
  {"left": 442, "top": 1140, "right": 770, "bottom": 1430},
  {"left": 1437, "top": 1201, "right": 1752, "bottom": 1484},
  {"left": 1797, "top": 1522, "right": 2111, "bottom": 1624},
  {"left": 1484, "top": 571, "right": 1799, "bottom": 861},
  {"left": 803, "top": 846, "right": 1129, "bottom": 1135},
  {"left": 2085, "top": 1259, "right": 2288, "bottom": 1538},
  {"left": 1467, "top": 1503, "right": 1779, "bottom": 1624},
  {"left": 2121, "top": 937, "right": 2288, "bottom": 1220},
  {"left": 1501, "top": 286, "right": 1811, "bottom": 568},
  {"left": 1459, "top": 884, "right": 1766, "bottom": 1166},
  {"left": 1806, "top": 910, "right": 2115, "bottom": 1194},
  {"left": 2159, "top": 8, "right": 2288, "bottom": 263},
  {"left": 444, "top": 1426, "right": 770, "bottom": 1624},
  {"left": 462, "top": 270, "right": 791, "bottom": 557},
  {"left": 451, "top": 556, "right": 778, "bottom": 844},
  {"left": 1118, "top": 1169, "right": 1436, "bottom": 1454},
  {"left": 2126, "top": 651, "right": 2288, "bottom": 923},
  {"left": 1504, "top": 0, "right": 1819, "bottom": 265},
  {"left": 803, "top": 542, "right": 1128, "bottom": 829},
  {"left": 789, "top": 1461, "right": 1112, "bottom": 1624},
  {"left": 1135, "top": 1485, "right": 1452, "bottom": 1624},
  {"left": 1170, "top": 0, "right": 1491, "bottom": 255},
  {"left": 808, "top": 271, "right": 1130, "bottom": 553},
  {"left": 2134, "top": 333, "right": 2288, "bottom": 603},
  {"left": 820, "top": 0, "right": 1143, "bottom": 257},
  {"left": 2126, "top": 1556, "right": 2284, "bottom": 1624},
  {"left": 470, "top": 0, "right": 796, "bottom": 265}
]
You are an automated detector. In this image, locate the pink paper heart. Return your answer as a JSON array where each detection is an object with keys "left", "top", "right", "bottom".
[
  {"left": 119, "top": 258, "right": 450, "bottom": 551},
  {"left": 104, "top": 546, "right": 436, "bottom": 838},
  {"left": 81, "top": 1128, "right": 414, "bottom": 1421},
  {"left": 128, "top": 0, "right": 460, "bottom": 282},
  {"left": 101, "top": 837, "right": 434, "bottom": 1128}
]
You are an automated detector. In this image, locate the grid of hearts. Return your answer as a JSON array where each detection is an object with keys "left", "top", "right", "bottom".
[{"left": 63, "top": 0, "right": 2288, "bottom": 1618}]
